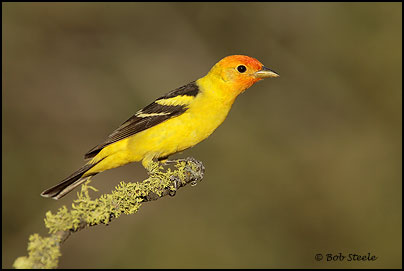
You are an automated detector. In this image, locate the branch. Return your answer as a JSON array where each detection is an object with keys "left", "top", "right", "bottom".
[{"left": 13, "top": 158, "right": 205, "bottom": 269}]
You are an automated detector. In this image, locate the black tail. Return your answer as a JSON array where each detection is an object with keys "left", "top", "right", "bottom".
[{"left": 41, "top": 163, "right": 98, "bottom": 200}]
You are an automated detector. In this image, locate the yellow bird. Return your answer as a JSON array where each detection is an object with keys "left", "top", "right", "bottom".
[{"left": 41, "top": 55, "right": 279, "bottom": 199}]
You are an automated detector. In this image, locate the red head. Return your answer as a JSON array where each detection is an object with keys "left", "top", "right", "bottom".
[{"left": 205, "top": 55, "right": 278, "bottom": 96}]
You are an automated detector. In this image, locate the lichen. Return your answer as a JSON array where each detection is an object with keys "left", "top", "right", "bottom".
[
  {"left": 13, "top": 234, "right": 61, "bottom": 269},
  {"left": 14, "top": 158, "right": 204, "bottom": 269}
]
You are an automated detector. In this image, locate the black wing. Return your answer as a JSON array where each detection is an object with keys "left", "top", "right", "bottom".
[{"left": 84, "top": 81, "right": 200, "bottom": 159}]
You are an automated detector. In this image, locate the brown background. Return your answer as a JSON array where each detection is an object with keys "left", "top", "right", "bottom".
[{"left": 3, "top": 2, "right": 402, "bottom": 268}]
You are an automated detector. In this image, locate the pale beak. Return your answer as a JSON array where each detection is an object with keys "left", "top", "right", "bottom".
[{"left": 254, "top": 66, "right": 279, "bottom": 78}]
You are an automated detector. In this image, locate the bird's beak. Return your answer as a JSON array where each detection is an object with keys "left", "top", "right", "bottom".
[{"left": 254, "top": 66, "right": 279, "bottom": 78}]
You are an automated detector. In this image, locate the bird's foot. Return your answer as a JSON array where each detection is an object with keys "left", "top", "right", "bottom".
[
  {"left": 162, "top": 158, "right": 188, "bottom": 165},
  {"left": 168, "top": 175, "right": 182, "bottom": 197}
]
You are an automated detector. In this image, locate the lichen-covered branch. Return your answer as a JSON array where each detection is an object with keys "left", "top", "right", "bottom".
[{"left": 13, "top": 158, "right": 205, "bottom": 269}]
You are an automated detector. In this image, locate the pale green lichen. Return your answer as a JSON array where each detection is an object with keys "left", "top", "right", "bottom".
[
  {"left": 14, "top": 158, "right": 204, "bottom": 269},
  {"left": 13, "top": 234, "right": 61, "bottom": 269}
]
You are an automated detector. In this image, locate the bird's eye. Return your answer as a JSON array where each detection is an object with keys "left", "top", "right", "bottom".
[{"left": 237, "top": 65, "right": 247, "bottom": 73}]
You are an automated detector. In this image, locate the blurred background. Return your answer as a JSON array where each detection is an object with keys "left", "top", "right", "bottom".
[{"left": 2, "top": 2, "right": 402, "bottom": 268}]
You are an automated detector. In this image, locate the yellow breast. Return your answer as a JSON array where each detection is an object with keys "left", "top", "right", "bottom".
[{"left": 129, "top": 83, "right": 234, "bottom": 159}]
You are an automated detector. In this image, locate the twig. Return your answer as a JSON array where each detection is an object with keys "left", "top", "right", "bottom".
[{"left": 13, "top": 158, "right": 205, "bottom": 269}]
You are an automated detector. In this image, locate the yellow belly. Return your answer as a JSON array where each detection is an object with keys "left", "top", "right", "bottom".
[{"left": 86, "top": 90, "right": 234, "bottom": 174}]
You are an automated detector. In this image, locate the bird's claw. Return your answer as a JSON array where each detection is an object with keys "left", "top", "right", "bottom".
[
  {"left": 163, "top": 158, "right": 187, "bottom": 165},
  {"left": 168, "top": 175, "right": 181, "bottom": 197}
]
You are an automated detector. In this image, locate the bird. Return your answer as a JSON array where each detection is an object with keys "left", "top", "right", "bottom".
[{"left": 41, "top": 55, "right": 279, "bottom": 199}]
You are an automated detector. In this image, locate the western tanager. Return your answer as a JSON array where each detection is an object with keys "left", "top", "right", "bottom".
[{"left": 41, "top": 55, "right": 279, "bottom": 199}]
